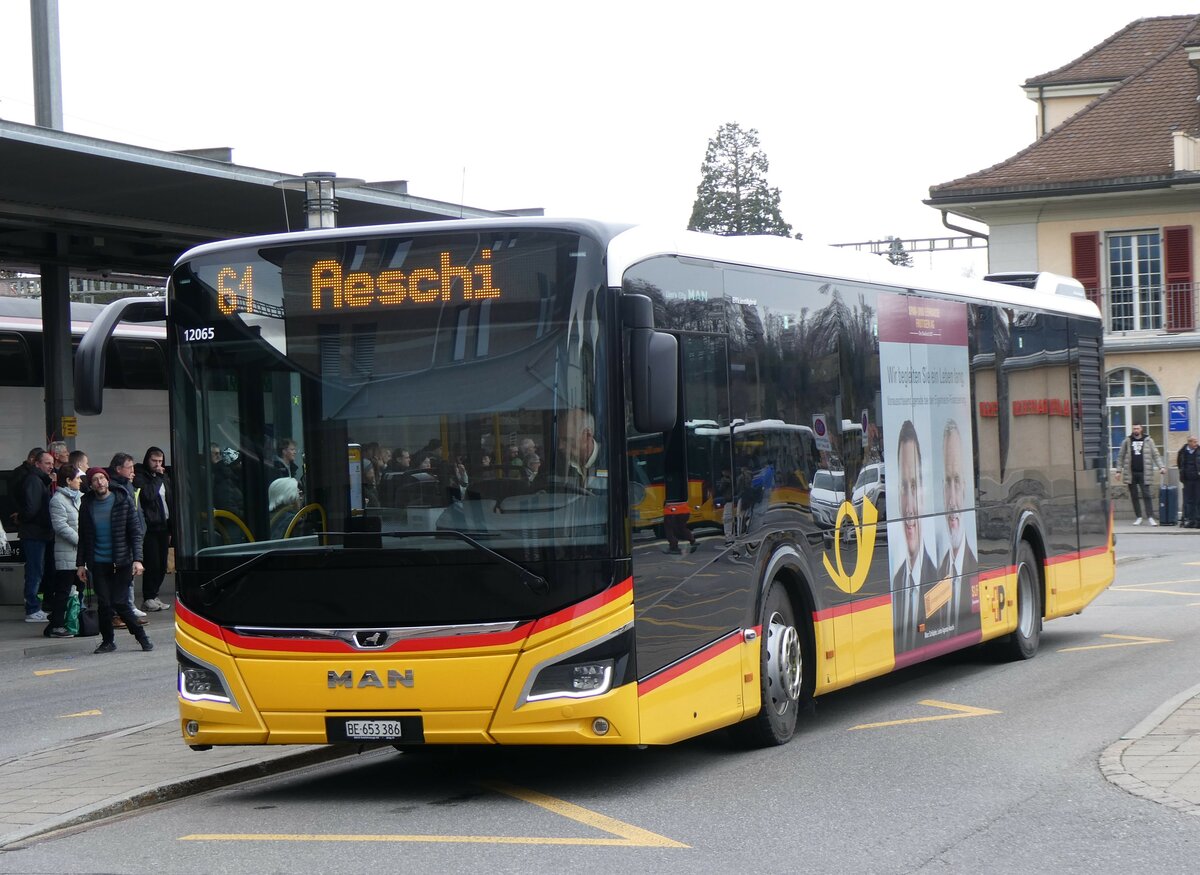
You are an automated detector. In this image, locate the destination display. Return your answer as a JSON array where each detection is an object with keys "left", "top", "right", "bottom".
[
  {"left": 309, "top": 248, "right": 502, "bottom": 311},
  {"left": 196, "top": 230, "right": 596, "bottom": 322}
]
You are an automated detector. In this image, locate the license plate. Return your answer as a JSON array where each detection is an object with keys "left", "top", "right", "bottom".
[{"left": 325, "top": 716, "right": 424, "bottom": 743}]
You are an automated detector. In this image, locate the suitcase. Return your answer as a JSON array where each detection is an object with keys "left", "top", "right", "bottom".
[{"left": 1160, "top": 483, "right": 1179, "bottom": 525}]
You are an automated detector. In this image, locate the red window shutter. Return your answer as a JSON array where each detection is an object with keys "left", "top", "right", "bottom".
[
  {"left": 1164, "top": 225, "right": 1193, "bottom": 332},
  {"left": 1070, "top": 231, "right": 1101, "bottom": 309}
]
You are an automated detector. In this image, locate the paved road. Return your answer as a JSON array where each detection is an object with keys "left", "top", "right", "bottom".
[{"left": 0, "top": 518, "right": 1195, "bottom": 868}]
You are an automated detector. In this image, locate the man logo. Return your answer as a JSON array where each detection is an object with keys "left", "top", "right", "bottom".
[
  {"left": 355, "top": 630, "right": 389, "bottom": 648},
  {"left": 328, "top": 669, "right": 414, "bottom": 689}
]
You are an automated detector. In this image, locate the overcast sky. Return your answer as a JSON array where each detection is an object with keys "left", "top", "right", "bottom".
[{"left": 1, "top": 1, "right": 1195, "bottom": 273}]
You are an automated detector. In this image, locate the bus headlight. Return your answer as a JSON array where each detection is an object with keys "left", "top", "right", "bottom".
[
  {"left": 521, "top": 625, "right": 634, "bottom": 705},
  {"left": 528, "top": 659, "right": 615, "bottom": 701},
  {"left": 177, "top": 649, "right": 236, "bottom": 707}
]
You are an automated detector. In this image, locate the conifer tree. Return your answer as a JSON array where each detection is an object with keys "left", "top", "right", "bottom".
[
  {"left": 885, "top": 236, "right": 913, "bottom": 267},
  {"left": 688, "top": 123, "right": 793, "bottom": 237}
]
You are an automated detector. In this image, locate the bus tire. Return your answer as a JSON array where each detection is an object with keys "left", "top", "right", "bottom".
[
  {"left": 732, "top": 580, "right": 809, "bottom": 747},
  {"left": 1000, "top": 541, "right": 1042, "bottom": 661}
]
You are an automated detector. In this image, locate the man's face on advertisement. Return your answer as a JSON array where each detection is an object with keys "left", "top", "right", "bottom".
[
  {"left": 943, "top": 430, "right": 966, "bottom": 552},
  {"left": 899, "top": 437, "right": 922, "bottom": 564}
]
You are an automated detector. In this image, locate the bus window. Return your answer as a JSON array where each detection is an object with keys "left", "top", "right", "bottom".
[
  {"left": 114, "top": 339, "right": 167, "bottom": 390},
  {"left": 0, "top": 332, "right": 35, "bottom": 386}
]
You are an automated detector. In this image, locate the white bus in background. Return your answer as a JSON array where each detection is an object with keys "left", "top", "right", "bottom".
[{"left": 0, "top": 297, "right": 168, "bottom": 555}]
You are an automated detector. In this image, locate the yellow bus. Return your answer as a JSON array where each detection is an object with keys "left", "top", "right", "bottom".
[{"left": 77, "top": 220, "right": 1114, "bottom": 749}]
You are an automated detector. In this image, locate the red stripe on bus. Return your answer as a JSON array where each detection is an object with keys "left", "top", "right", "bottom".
[
  {"left": 637, "top": 631, "right": 743, "bottom": 696},
  {"left": 1046, "top": 542, "right": 1112, "bottom": 566},
  {"left": 219, "top": 623, "right": 533, "bottom": 654},
  {"left": 176, "top": 599, "right": 222, "bottom": 639},
  {"left": 529, "top": 576, "right": 633, "bottom": 636},
  {"left": 813, "top": 594, "right": 891, "bottom": 622},
  {"left": 893, "top": 628, "right": 984, "bottom": 669}
]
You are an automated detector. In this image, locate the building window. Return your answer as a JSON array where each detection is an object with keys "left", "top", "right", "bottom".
[
  {"left": 1107, "top": 232, "right": 1162, "bottom": 332},
  {"left": 1106, "top": 368, "right": 1164, "bottom": 465}
]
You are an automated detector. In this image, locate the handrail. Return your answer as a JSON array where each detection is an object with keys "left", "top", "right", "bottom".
[
  {"left": 214, "top": 509, "right": 254, "bottom": 542},
  {"left": 284, "top": 503, "right": 327, "bottom": 538}
]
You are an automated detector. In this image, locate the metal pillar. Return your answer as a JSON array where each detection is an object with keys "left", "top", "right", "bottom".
[
  {"left": 41, "top": 236, "right": 73, "bottom": 449},
  {"left": 30, "top": 0, "right": 64, "bottom": 130}
]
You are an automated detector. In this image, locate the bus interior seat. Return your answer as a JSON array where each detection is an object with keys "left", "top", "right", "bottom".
[
  {"left": 469, "top": 478, "right": 530, "bottom": 503},
  {"left": 381, "top": 471, "right": 443, "bottom": 507}
]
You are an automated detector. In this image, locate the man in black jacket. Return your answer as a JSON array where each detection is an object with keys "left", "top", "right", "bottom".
[
  {"left": 1178, "top": 436, "right": 1200, "bottom": 527},
  {"left": 134, "top": 447, "right": 172, "bottom": 611},
  {"left": 17, "top": 450, "right": 54, "bottom": 622},
  {"left": 107, "top": 453, "right": 148, "bottom": 626},
  {"left": 77, "top": 467, "right": 152, "bottom": 654}
]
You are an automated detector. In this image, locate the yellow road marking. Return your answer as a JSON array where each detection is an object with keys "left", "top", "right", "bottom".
[
  {"left": 849, "top": 699, "right": 1000, "bottom": 731},
  {"left": 181, "top": 781, "right": 688, "bottom": 848},
  {"left": 483, "top": 781, "right": 687, "bottom": 847},
  {"left": 1113, "top": 578, "right": 1200, "bottom": 588},
  {"left": 58, "top": 709, "right": 102, "bottom": 718},
  {"left": 34, "top": 668, "right": 76, "bottom": 677},
  {"left": 1058, "top": 633, "right": 1170, "bottom": 653}
]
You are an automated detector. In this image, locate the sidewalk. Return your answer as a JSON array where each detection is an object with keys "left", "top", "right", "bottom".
[
  {"left": 1098, "top": 518, "right": 1200, "bottom": 814},
  {"left": 0, "top": 575, "right": 355, "bottom": 849},
  {"left": 0, "top": 720, "right": 354, "bottom": 847},
  {"left": 1, "top": 525, "right": 1198, "bottom": 847}
]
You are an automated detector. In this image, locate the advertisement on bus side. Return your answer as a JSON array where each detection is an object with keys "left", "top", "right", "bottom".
[{"left": 878, "top": 293, "right": 981, "bottom": 663}]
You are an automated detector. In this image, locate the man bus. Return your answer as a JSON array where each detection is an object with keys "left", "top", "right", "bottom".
[{"left": 75, "top": 219, "right": 1113, "bottom": 749}]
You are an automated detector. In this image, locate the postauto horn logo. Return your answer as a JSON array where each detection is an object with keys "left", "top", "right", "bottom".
[{"left": 822, "top": 496, "right": 879, "bottom": 594}]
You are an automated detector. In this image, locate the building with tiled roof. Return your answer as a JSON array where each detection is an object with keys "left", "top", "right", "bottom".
[{"left": 926, "top": 14, "right": 1200, "bottom": 492}]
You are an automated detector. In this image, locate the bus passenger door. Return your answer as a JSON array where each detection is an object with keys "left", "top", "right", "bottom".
[{"left": 632, "top": 334, "right": 746, "bottom": 734}]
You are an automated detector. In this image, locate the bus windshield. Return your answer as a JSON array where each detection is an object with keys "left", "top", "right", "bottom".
[{"left": 168, "top": 229, "right": 611, "bottom": 582}]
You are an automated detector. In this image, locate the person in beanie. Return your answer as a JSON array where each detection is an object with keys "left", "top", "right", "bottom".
[
  {"left": 1178, "top": 436, "right": 1200, "bottom": 528},
  {"left": 76, "top": 467, "right": 153, "bottom": 654},
  {"left": 1117, "top": 424, "right": 1165, "bottom": 525}
]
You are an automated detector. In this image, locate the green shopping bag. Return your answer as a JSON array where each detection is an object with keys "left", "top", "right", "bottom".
[{"left": 64, "top": 591, "right": 81, "bottom": 636}]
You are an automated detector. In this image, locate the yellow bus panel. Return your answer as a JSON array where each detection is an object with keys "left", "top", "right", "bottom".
[{"left": 637, "top": 631, "right": 746, "bottom": 745}]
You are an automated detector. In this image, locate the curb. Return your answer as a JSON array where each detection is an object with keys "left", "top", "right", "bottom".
[
  {"left": 0, "top": 743, "right": 361, "bottom": 848},
  {"left": 1098, "top": 681, "right": 1200, "bottom": 817},
  {"left": 1098, "top": 738, "right": 1200, "bottom": 817}
]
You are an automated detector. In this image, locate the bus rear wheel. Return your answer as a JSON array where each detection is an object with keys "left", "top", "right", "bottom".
[
  {"left": 1000, "top": 541, "right": 1042, "bottom": 660},
  {"left": 732, "top": 581, "right": 810, "bottom": 747}
]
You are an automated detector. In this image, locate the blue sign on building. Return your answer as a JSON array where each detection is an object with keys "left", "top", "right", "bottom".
[{"left": 1169, "top": 400, "right": 1190, "bottom": 432}]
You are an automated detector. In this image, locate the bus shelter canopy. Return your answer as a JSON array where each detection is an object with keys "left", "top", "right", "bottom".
[{"left": 0, "top": 118, "right": 510, "bottom": 278}]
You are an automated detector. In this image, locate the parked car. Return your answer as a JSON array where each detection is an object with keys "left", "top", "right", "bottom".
[
  {"left": 810, "top": 469, "right": 845, "bottom": 528},
  {"left": 852, "top": 462, "right": 886, "bottom": 519}
]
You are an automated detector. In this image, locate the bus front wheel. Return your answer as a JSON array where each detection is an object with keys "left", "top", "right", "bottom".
[{"left": 732, "top": 580, "right": 810, "bottom": 747}]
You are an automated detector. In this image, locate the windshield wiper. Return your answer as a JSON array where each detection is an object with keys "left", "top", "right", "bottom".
[
  {"left": 200, "top": 546, "right": 335, "bottom": 602},
  {"left": 197, "top": 531, "right": 549, "bottom": 601},
  {"left": 374, "top": 530, "right": 550, "bottom": 595}
]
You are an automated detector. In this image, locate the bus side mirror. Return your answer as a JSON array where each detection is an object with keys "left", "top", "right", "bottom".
[
  {"left": 75, "top": 296, "right": 166, "bottom": 415},
  {"left": 630, "top": 328, "right": 678, "bottom": 434}
]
